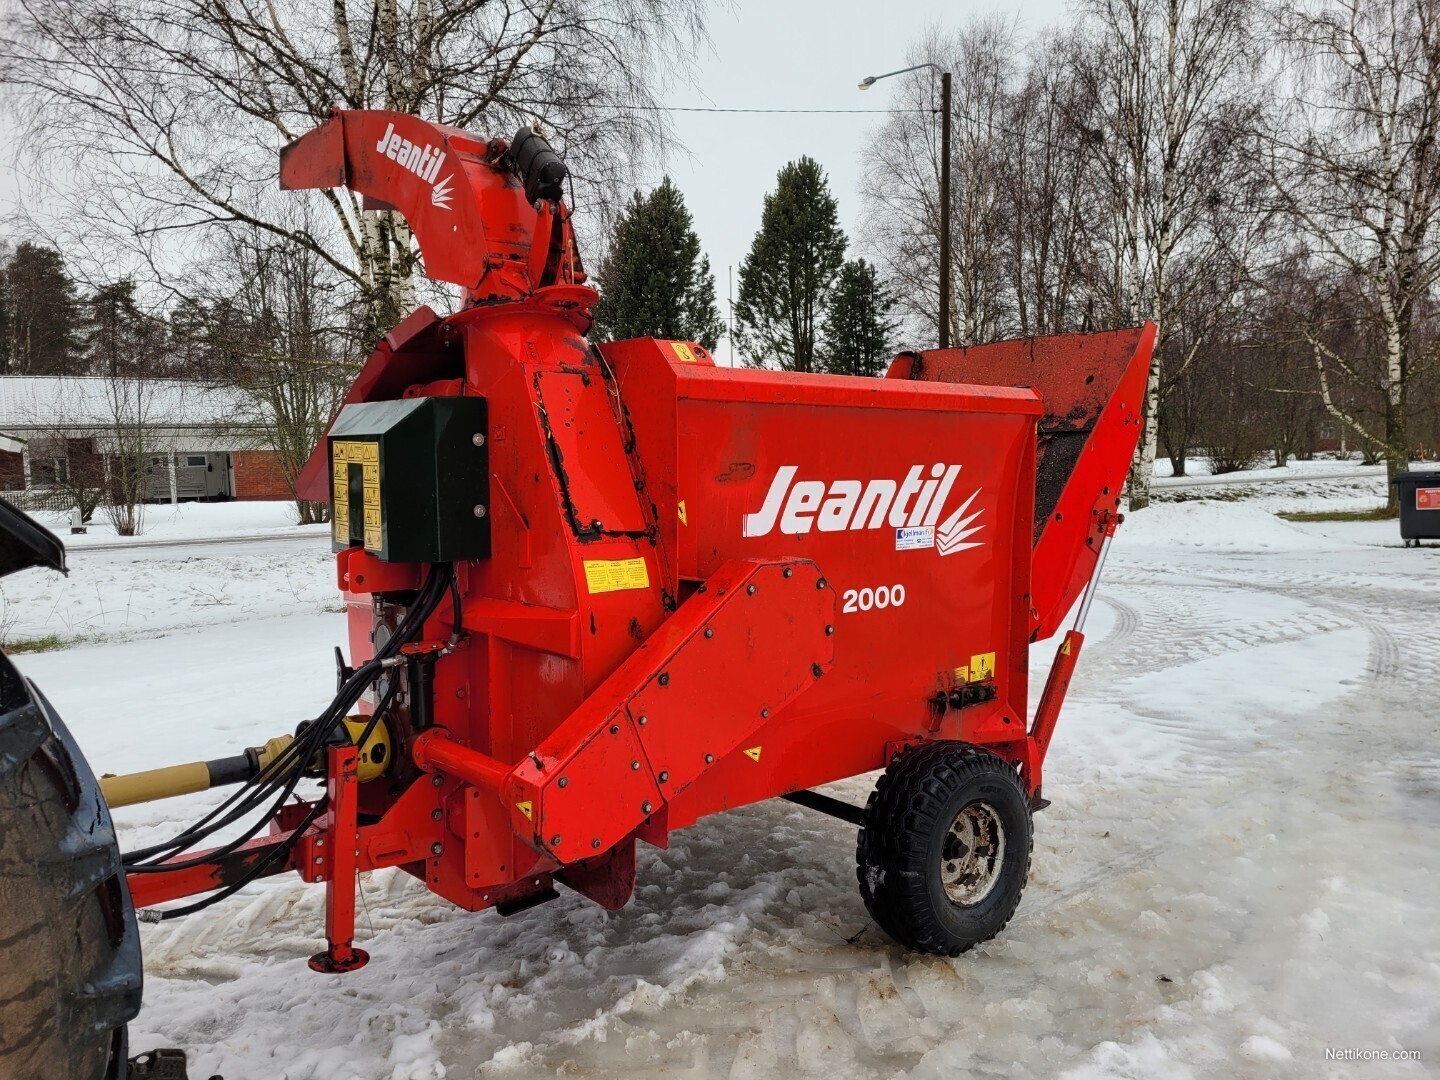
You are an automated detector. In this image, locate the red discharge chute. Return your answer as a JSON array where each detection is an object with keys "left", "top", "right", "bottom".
[{"left": 280, "top": 109, "right": 572, "bottom": 302}]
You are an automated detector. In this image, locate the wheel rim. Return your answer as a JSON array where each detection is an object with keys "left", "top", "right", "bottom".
[{"left": 939, "top": 800, "right": 1006, "bottom": 905}]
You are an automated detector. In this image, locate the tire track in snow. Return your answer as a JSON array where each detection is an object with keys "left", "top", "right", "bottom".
[{"left": 1093, "top": 595, "right": 1140, "bottom": 653}]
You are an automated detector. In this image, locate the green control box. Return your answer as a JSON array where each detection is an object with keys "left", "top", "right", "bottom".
[{"left": 328, "top": 396, "right": 490, "bottom": 562}]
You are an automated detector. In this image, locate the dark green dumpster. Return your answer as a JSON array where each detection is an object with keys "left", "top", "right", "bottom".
[{"left": 1394, "top": 471, "right": 1440, "bottom": 547}]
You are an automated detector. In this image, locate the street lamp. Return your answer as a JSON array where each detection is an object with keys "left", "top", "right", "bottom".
[{"left": 859, "top": 62, "right": 952, "bottom": 349}]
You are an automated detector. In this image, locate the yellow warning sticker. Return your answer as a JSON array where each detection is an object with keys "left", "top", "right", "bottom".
[
  {"left": 516, "top": 801, "right": 533, "bottom": 820},
  {"left": 743, "top": 746, "right": 762, "bottom": 763},
  {"left": 970, "top": 651, "right": 997, "bottom": 681},
  {"left": 583, "top": 557, "right": 650, "bottom": 594},
  {"left": 332, "top": 479, "right": 349, "bottom": 545},
  {"left": 678, "top": 499, "right": 688, "bottom": 526},
  {"left": 1059, "top": 640, "right": 1071, "bottom": 656},
  {"left": 953, "top": 665, "right": 969, "bottom": 683},
  {"left": 361, "top": 461, "right": 382, "bottom": 551},
  {"left": 332, "top": 440, "right": 378, "bottom": 464},
  {"left": 670, "top": 341, "right": 697, "bottom": 363}
]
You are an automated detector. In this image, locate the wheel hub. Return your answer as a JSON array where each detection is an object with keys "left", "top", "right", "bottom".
[{"left": 940, "top": 800, "right": 1006, "bottom": 905}]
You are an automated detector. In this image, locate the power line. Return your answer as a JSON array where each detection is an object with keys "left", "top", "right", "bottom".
[
  {"left": 601, "top": 101, "right": 1099, "bottom": 158},
  {"left": 609, "top": 105, "right": 935, "bottom": 114}
]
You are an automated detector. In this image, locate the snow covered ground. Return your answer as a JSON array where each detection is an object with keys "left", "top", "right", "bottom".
[
  {"left": 8, "top": 488, "right": 1440, "bottom": 1079},
  {"left": 32, "top": 499, "right": 329, "bottom": 547}
]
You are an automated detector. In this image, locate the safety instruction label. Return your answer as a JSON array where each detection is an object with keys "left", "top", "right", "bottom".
[
  {"left": 332, "top": 440, "right": 382, "bottom": 550},
  {"left": 583, "top": 557, "right": 651, "bottom": 594},
  {"left": 895, "top": 525, "right": 934, "bottom": 550},
  {"left": 670, "top": 341, "right": 697, "bottom": 363},
  {"left": 1417, "top": 487, "right": 1440, "bottom": 510}
]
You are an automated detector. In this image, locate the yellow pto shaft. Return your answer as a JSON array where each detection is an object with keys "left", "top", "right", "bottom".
[
  {"left": 97, "top": 718, "right": 391, "bottom": 810},
  {"left": 99, "top": 735, "right": 295, "bottom": 809},
  {"left": 100, "top": 761, "right": 214, "bottom": 809}
]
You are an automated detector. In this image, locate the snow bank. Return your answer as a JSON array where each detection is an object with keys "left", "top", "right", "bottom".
[
  {"left": 1152, "top": 458, "right": 1386, "bottom": 484},
  {"left": 34, "top": 500, "right": 327, "bottom": 546},
  {"left": 0, "top": 540, "right": 334, "bottom": 644},
  {"left": 1116, "top": 501, "right": 1342, "bottom": 553}
]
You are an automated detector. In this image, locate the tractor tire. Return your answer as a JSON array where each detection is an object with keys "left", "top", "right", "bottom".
[
  {"left": 0, "top": 652, "right": 141, "bottom": 1080},
  {"left": 856, "top": 742, "right": 1032, "bottom": 956}
]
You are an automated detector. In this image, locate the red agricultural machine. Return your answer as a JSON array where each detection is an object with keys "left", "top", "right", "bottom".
[{"left": 0, "top": 110, "right": 1154, "bottom": 1078}]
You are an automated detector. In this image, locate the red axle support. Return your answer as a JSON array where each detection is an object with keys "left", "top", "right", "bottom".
[{"left": 1024, "top": 508, "right": 1121, "bottom": 794}]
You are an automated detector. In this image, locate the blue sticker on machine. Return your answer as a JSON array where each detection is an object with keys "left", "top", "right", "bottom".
[{"left": 895, "top": 526, "right": 935, "bottom": 551}]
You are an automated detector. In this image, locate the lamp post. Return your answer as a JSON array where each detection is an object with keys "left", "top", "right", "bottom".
[{"left": 859, "top": 63, "right": 951, "bottom": 349}]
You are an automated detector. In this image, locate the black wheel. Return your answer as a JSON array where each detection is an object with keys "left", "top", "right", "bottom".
[
  {"left": 0, "top": 654, "right": 141, "bottom": 1080},
  {"left": 856, "top": 742, "right": 1032, "bottom": 956}
]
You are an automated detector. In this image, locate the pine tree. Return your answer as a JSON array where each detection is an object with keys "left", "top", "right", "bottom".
[
  {"left": 821, "top": 259, "right": 896, "bottom": 378},
  {"left": 734, "top": 157, "right": 847, "bottom": 372},
  {"left": 593, "top": 178, "right": 724, "bottom": 351}
]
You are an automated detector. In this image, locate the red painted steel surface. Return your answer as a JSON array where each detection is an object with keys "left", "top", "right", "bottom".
[
  {"left": 130, "top": 111, "right": 1152, "bottom": 937},
  {"left": 889, "top": 326, "right": 1155, "bottom": 640}
]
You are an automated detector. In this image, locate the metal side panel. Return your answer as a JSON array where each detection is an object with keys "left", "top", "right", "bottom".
[{"left": 510, "top": 558, "right": 835, "bottom": 865}]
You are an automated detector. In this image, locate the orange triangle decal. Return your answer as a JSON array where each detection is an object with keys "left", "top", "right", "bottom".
[{"left": 743, "top": 746, "right": 762, "bottom": 763}]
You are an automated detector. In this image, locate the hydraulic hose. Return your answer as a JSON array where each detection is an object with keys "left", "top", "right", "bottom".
[{"left": 121, "top": 565, "right": 454, "bottom": 884}]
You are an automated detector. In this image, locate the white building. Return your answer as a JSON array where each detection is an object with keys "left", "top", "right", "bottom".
[{"left": 0, "top": 376, "right": 288, "bottom": 504}]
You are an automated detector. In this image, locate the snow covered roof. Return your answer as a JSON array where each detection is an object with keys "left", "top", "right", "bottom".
[{"left": 0, "top": 376, "right": 259, "bottom": 432}]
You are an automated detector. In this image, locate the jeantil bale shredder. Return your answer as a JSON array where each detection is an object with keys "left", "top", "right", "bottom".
[{"left": 0, "top": 110, "right": 1154, "bottom": 1078}]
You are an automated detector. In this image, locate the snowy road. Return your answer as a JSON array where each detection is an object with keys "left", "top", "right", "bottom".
[
  {"left": 68, "top": 531, "right": 325, "bottom": 557},
  {"left": 11, "top": 504, "right": 1440, "bottom": 1079}
]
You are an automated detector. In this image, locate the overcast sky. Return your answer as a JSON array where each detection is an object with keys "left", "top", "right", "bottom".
[
  {"left": 0, "top": 0, "right": 1075, "bottom": 359},
  {"left": 653, "top": 0, "right": 1073, "bottom": 362}
]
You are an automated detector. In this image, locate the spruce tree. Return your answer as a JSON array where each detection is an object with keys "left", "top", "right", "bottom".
[
  {"left": 593, "top": 177, "right": 724, "bottom": 351},
  {"left": 734, "top": 157, "right": 847, "bottom": 372},
  {"left": 0, "top": 242, "right": 81, "bottom": 375},
  {"left": 821, "top": 258, "right": 896, "bottom": 378}
]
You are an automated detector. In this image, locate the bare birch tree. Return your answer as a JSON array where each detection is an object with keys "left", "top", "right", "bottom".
[
  {"left": 1258, "top": 0, "right": 1440, "bottom": 509},
  {"left": 1073, "top": 0, "right": 1264, "bottom": 509},
  {"left": 181, "top": 220, "right": 361, "bottom": 524},
  {"left": 1003, "top": 32, "right": 1103, "bottom": 337},
  {"left": 0, "top": 0, "right": 708, "bottom": 340}
]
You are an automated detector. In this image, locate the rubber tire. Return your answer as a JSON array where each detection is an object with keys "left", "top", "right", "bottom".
[
  {"left": 856, "top": 742, "right": 1032, "bottom": 956},
  {"left": 0, "top": 664, "right": 140, "bottom": 1080}
]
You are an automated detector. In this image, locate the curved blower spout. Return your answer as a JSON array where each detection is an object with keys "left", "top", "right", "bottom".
[
  {"left": 279, "top": 110, "right": 586, "bottom": 305},
  {"left": 280, "top": 109, "right": 598, "bottom": 504}
]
